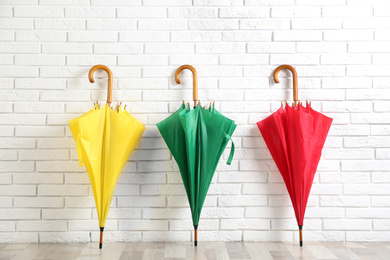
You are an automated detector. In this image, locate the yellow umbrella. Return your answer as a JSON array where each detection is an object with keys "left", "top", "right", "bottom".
[{"left": 69, "top": 65, "right": 145, "bottom": 249}]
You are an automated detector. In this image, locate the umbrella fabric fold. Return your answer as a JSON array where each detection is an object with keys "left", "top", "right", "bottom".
[
  {"left": 69, "top": 104, "right": 145, "bottom": 248},
  {"left": 157, "top": 103, "right": 236, "bottom": 245}
]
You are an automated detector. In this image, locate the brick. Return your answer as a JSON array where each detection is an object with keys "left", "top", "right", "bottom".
[
  {"left": 0, "top": 138, "right": 35, "bottom": 149},
  {"left": 170, "top": 219, "right": 219, "bottom": 230},
  {"left": 1, "top": 90, "right": 39, "bottom": 101},
  {"left": 220, "top": 7, "right": 269, "bottom": 17},
  {"left": 117, "top": 196, "right": 166, "bottom": 208},
  {"left": 219, "top": 171, "right": 267, "bottom": 183},
  {"left": 0, "top": 150, "right": 17, "bottom": 160},
  {"left": 321, "top": 54, "right": 371, "bottom": 65},
  {"left": 0, "top": 18, "right": 33, "bottom": 29},
  {"left": 202, "top": 208, "right": 244, "bottom": 219},
  {"left": 320, "top": 196, "right": 370, "bottom": 207},
  {"left": 40, "top": 232, "right": 90, "bottom": 242},
  {"left": 167, "top": 195, "right": 216, "bottom": 208},
  {"left": 87, "top": 19, "right": 137, "bottom": 30},
  {"left": 372, "top": 196, "right": 390, "bottom": 207},
  {"left": 0, "top": 162, "right": 34, "bottom": 173},
  {"left": 16, "top": 126, "right": 64, "bottom": 137},
  {"left": 141, "top": 184, "right": 185, "bottom": 196},
  {"left": 14, "top": 7, "right": 63, "bottom": 17},
  {"left": 0, "top": 221, "right": 15, "bottom": 231},
  {"left": 15, "top": 30, "right": 66, "bottom": 42},
  {"left": 320, "top": 172, "right": 373, "bottom": 183},
  {"left": 195, "top": 0, "right": 243, "bottom": 5},
  {"left": 120, "top": 31, "right": 169, "bottom": 42},
  {"left": 37, "top": 138, "right": 74, "bottom": 149},
  {"left": 118, "top": 173, "right": 166, "bottom": 184},
  {"left": 65, "top": 196, "right": 115, "bottom": 208},
  {"left": 0, "top": 78, "right": 13, "bottom": 89},
  {"left": 169, "top": 7, "right": 218, "bottom": 18},
  {"left": 274, "top": 30, "right": 322, "bottom": 42},
  {"left": 248, "top": 42, "right": 295, "bottom": 53},
  {"left": 91, "top": 0, "right": 140, "bottom": 5},
  {"left": 91, "top": 231, "right": 142, "bottom": 242},
  {"left": 14, "top": 197, "right": 63, "bottom": 208},
  {"left": 0, "top": 67, "right": 38, "bottom": 77},
  {"left": 374, "top": 220, "right": 390, "bottom": 231},
  {"left": 347, "top": 208, "right": 390, "bottom": 219},
  {"left": 219, "top": 195, "right": 267, "bottom": 207},
  {"left": 324, "top": 30, "right": 373, "bottom": 42},
  {"left": 0, "top": 103, "right": 11, "bottom": 113},
  {"left": 68, "top": 219, "right": 117, "bottom": 231},
  {"left": 243, "top": 231, "right": 293, "bottom": 242},
  {"left": 65, "top": 7, "right": 115, "bottom": 17},
  {"left": 291, "top": 18, "right": 342, "bottom": 30},
  {"left": 271, "top": 219, "right": 321, "bottom": 230},
  {"left": 144, "top": 0, "right": 191, "bottom": 5},
  {"left": 344, "top": 137, "right": 390, "bottom": 148},
  {"left": 117, "top": 7, "right": 166, "bottom": 18},
  {"left": 196, "top": 43, "right": 245, "bottom": 54},
  {"left": 39, "top": 185, "right": 88, "bottom": 196},
  {"left": 143, "top": 231, "right": 190, "bottom": 242},
  {"left": 94, "top": 43, "right": 142, "bottom": 54},
  {"left": 41, "top": 0, "right": 89, "bottom": 4},
  {"left": 271, "top": 54, "right": 319, "bottom": 65},
  {"left": 139, "top": 20, "right": 187, "bottom": 30},
  {"left": 35, "top": 18, "right": 85, "bottom": 30},
  {"left": 119, "top": 220, "right": 168, "bottom": 231},
  {"left": 66, "top": 55, "right": 116, "bottom": 66},
  {"left": 189, "top": 19, "right": 239, "bottom": 30},
  {"left": 222, "top": 31, "right": 271, "bottom": 42},
  {"left": 349, "top": 42, "right": 390, "bottom": 53},
  {"left": 272, "top": 7, "right": 320, "bottom": 17},
  {"left": 220, "top": 54, "right": 268, "bottom": 65},
  {"left": 297, "top": 42, "right": 347, "bottom": 53},
  {"left": 169, "top": 54, "right": 218, "bottom": 65},
  {"left": 241, "top": 19, "right": 289, "bottom": 30},
  {"left": 375, "top": 149, "right": 390, "bottom": 159},
  {"left": 324, "top": 6, "right": 372, "bottom": 17},
  {"left": 42, "top": 43, "right": 92, "bottom": 53},
  {"left": 69, "top": 31, "right": 118, "bottom": 42},
  {"left": 17, "top": 221, "right": 67, "bottom": 232},
  {"left": 0, "top": 209, "right": 40, "bottom": 220},
  {"left": 15, "top": 79, "right": 66, "bottom": 90},
  {"left": 145, "top": 43, "right": 194, "bottom": 54},
  {"left": 344, "top": 184, "right": 390, "bottom": 195},
  {"left": 13, "top": 173, "right": 63, "bottom": 184},
  {"left": 0, "top": 233, "right": 38, "bottom": 243}
]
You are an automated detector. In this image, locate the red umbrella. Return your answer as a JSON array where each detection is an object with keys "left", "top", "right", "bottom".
[{"left": 257, "top": 65, "right": 332, "bottom": 246}]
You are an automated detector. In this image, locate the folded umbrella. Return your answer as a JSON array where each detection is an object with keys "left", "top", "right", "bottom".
[
  {"left": 157, "top": 65, "right": 236, "bottom": 246},
  {"left": 69, "top": 65, "right": 145, "bottom": 249},
  {"left": 257, "top": 65, "right": 332, "bottom": 246}
]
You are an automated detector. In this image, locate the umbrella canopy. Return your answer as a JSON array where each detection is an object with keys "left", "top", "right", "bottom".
[
  {"left": 257, "top": 65, "right": 332, "bottom": 247},
  {"left": 157, "top": 65, "right": 236, "bottom": 246},
  {"left": 69, "top": 65, "right": 145, "bottom": 249}
]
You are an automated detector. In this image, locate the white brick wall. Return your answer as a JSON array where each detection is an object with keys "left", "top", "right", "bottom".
[{"left": 0, "top": 0, "right": 389, "bottom": 243}]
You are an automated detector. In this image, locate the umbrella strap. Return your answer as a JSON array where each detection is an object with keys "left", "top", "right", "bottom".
[{"left": 224, "top": 134, "right": 235, "bottom": 165}]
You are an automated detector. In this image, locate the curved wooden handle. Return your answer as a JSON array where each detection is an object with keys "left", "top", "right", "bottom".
[
  {"left": 273, "top": 65, "right": 298, "bottom": 106},
  {"left": 89, "top": 64, "right": 113, "bottom": 105},
  {"left": 175, "top": 65, "right": 198, "bottom": 107}
]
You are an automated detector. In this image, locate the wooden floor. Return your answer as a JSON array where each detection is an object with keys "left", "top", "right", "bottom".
[{"left": 0, "top": 242, "right": 389, "bottom": 260}]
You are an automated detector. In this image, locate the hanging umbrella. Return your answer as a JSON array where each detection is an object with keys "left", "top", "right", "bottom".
[
  {"left": 257, "top": 65, "right": 332, "bottom": 247},
  {"left": 69, "top": 65, "right": 145, "bottom": 249},
  {"left": 157, "top": 65, "right": 236, "bottom": 246}
]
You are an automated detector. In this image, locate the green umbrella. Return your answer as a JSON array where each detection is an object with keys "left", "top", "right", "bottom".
[{"left": 157, "top": 65, "right": 236, "bottom": 246}]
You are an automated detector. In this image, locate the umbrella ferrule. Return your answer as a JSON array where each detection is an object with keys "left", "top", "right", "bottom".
[{"left": 99, "top": 227, "right": 104, "bottom": 249}]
